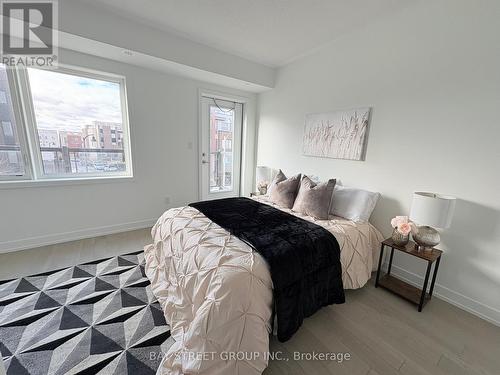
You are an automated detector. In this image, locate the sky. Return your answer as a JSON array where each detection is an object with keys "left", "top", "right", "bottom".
[{"left": 28, "top": 68, "right": 123, "bottom": 133}]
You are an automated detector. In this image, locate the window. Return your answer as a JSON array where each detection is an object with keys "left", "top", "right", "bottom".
[
  {"left": 0, "top": 65, "right": 27, "bottom": 177},
  {"left": 0, "top": 64, "right": 132, "bottom": 182}
]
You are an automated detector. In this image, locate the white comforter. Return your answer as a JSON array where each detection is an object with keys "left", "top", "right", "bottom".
[{"left": 144, "top": 197, "right": 383, "bottom": 374}]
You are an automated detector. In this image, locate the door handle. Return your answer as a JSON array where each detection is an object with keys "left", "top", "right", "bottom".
[{"left": 201, "top": 160, "right": 208, "bottom": 164}]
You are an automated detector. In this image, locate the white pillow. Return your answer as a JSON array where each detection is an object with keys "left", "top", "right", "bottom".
[{"left": 330, "top": 185, "right": 380, "bottom": 222}]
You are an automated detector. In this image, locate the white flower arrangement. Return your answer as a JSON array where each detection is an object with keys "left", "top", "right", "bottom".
[{"left": 257, "top": 180, "right": 268, "bottom": 195}]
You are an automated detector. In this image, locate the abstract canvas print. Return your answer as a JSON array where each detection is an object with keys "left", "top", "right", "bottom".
[{"left": 302, "top": 107, "right": 371, "bottom": 161}]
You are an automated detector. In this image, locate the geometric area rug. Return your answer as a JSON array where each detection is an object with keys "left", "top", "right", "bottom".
[{"left": 0, "top": 251, "right": 173, "bottom": 374}]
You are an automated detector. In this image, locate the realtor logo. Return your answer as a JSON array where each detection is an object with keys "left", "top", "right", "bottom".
[{"left": 1, "top": 0, "right": 58, "bottom": 66}]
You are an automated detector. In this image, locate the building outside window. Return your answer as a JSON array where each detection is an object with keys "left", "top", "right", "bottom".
[
  {"left": 209, "top": 106, "right": 234, "bottom": 191},
  {"left": 0, "top": 65, "right": 25, "bottom": 177}
]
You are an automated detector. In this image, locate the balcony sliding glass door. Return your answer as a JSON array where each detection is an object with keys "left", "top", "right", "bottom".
[{"left": 200, "top": 96, "right": 242, "bottom": 201}]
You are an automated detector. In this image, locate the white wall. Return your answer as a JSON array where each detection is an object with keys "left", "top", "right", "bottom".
[
  {"left": 257, "top": 0, "right": 500, "bottom": 325},
  {"left": 0, "top": 48, "right": 257, "bottom": 253}
]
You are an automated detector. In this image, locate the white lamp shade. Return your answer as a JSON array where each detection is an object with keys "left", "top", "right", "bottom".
[
  {"left": 410, "top": 192, "right": 456, "bottom": 229},
  {"left": 256, "top": 166, "right": 271, "bottom": 185}
]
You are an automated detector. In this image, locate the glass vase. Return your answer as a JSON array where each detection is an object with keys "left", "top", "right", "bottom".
[{"left": 392, "top": 228, "right": 409, "bottom": 246}]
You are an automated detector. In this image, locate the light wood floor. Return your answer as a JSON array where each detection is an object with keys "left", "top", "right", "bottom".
[
  {"left": 0, "top": 228, "right": 152, "bottom": 280},
  {"left": 1, "top": 230, "right": 498, "bottom": 375},
  {"left": 265, "top": 279, "right": 500, "bottom": 375}
]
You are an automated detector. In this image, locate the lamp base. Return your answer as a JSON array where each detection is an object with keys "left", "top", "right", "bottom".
[{"left": 412, "top": 225, "right": 440, "bottom": 251}]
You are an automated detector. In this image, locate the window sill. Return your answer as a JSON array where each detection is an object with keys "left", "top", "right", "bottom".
[{"left": 0, "top": 175, "right": 134, "bottom": 189}]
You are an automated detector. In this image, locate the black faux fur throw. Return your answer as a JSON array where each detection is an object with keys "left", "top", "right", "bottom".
[{"left": 189, "top": 197, "right": 345, "bottom": 342}]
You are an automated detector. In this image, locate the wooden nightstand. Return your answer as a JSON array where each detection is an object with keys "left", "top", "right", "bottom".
[{"left": 375, "top": 238, "right": 443, "bottom": 312}]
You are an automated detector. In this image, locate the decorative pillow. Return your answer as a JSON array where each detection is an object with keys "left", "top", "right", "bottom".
[
  {"left": 268, "top": 170, "right": 301, "bottom": 209},
  {"left": 266, "top": 169, "right": 284, "bottom": 196},
  {"left": 330, "top": 185, "right": 380, "bottom": 222},
  {"left": 292, "top": 175, "right": 336, "bottom": 220}
]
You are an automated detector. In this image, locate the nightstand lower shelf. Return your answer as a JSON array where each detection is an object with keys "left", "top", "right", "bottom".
[
  {"left": 378, "top": 274, "right": 430, "bottom": 308},
  {"left": 376, "top": 239, "right": 442, "bottom": 312}
]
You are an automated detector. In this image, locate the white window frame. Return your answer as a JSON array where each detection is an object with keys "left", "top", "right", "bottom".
[
  {"left": 0, "top": 67, "right": 33, "bottom": 182},
  {"left": 0, "top": 64, "right": 133, "bottom": 184}
]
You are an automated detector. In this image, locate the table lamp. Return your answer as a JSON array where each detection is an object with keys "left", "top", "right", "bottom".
[{"left": 410, "top": 192, "right": 456, "bottom": 250}]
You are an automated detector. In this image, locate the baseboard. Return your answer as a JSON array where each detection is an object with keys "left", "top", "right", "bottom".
[
  {"left": 0, "top": 219, "right": 157, "bottom": 254},
  {"left": 384, "top": 262, "right": 500, "bottom": 327}
]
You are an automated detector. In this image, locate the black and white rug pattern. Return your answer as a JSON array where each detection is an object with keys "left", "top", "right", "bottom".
[{"left": 0, "top": 251, "right": 173, "bottom": 374}]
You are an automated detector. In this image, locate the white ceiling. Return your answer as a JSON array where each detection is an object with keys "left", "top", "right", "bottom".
[{"left": 79, "top": 0, "right": 414, "bottom": 67}]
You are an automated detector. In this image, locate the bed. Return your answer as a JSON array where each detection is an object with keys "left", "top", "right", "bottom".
[{"left": 144, "top": 195, "right": 383, "bottom": 375}]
